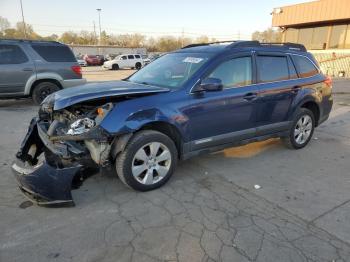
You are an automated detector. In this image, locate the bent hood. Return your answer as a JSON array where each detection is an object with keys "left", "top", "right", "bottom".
[{"left": 51, "top": 81, "right": 170, "bottom": 110}]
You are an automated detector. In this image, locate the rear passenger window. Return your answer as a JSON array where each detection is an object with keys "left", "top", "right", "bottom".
[
  {"left": 31, "top": 44, "right": 76, "bottom": 62},
  {"left": 208, "top": 56, "right": 252, "bottom": 88},
  {"left": 128, "top": 55, "right": 134, "bottom": 59},
  {"left": 291, "top": 55, "right": 319, "bottom": 78},
  {"left": 257, "top": 56, "right": 289, "bottom": 83},
  {"left": 0, "top": 45, "right": 28, "bottom": 64}
]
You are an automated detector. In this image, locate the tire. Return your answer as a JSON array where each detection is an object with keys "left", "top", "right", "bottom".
[
  {"left": 32, "top": 82, "right": 60, "bottom": 105},
  {"left": 112, "top": 64, "right": 119, "bottom": 70},
  {"left": 135, "top": 62, "right": 142, "bottom": 70},
  {"left": 115, "top": 130, "right": 178, "bottom": 191},
  {"left": 282, "top": 108, "right": 315, "bottom": 149}
]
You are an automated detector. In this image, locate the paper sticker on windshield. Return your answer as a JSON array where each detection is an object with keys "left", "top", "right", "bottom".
[{"left": 183, "top": 57, "right": 203, "bottom": 63}]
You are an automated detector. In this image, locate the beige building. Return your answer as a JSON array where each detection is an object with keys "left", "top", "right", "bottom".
[{"left": 272, "top": 0, "right": 350, "bottom": 50}]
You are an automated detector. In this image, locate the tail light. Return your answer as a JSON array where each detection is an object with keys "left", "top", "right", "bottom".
[
  {"left": 71, "top": 65, "right": 82, "bottom": 76},
  {"left": 324, "top": 75, "right": 332, "bottom": 88}
]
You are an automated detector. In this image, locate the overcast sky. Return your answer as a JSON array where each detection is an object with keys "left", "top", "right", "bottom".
[{"left": 1, "top": 0, "right": 310, "bottom": 39}]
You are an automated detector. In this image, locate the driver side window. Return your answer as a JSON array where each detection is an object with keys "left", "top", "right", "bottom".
[{"left": 208, "top": 56, "right": 252, "bottom": 88}]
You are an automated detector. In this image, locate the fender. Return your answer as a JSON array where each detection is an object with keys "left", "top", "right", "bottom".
[
  {"left": 101, "top": 105, "right": 190, "bottom": 142},
  {"left": 24, "top": 72, "right": 63, "bottom": 95}
]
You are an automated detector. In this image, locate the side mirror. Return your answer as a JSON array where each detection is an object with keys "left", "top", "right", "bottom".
[{"left": 194, "top": 78, "right": 223, "bottom": 92}]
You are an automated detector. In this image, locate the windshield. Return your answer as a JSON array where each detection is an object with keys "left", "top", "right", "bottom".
[{"left": 128, "top": 52, "right": 211, "bottom": 89}]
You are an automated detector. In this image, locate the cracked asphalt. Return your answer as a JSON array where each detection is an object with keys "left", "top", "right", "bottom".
[{"left": 0, "top": 75, "right": 350, "bottom": 262}]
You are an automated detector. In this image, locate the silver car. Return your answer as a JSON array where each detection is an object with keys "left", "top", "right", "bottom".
[{"left": 0, "top": 39, "right": 86, "bottom": 104}]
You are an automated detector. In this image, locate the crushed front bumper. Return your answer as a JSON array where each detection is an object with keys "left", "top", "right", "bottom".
[
  {"left": 12, "top": 160, "right": 81, "bottom": 207},
  {"left": 12, "top": 117, "right": 88, "bottom": 207}
]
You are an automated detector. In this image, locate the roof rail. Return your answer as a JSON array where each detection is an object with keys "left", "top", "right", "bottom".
[
  {"left": 259, "top": 42, "right": 307, "bottom": 52},
  {"left": 182, "top": 40, "right": 307, "bottom": 52},
  {"left": 0, "top": 38, "right": 61, "bottom": 44},
  {"left": 182, "top": 40, "right": 241, "bottom": 49}
]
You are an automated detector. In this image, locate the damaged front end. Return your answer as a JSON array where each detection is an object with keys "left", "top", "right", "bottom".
[{"left": 12, "top": 99, "right": 116, "bottom": 207}]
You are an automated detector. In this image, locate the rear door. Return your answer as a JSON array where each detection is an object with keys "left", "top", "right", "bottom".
[
  {"left": 127, "top": 55, "right": 135, "bottom": 67},
  {"left": 0, "top": 44, "right": 35, "bottom": 94},
  {"left": 254, "top": 52, "right": 298, "bottom": 135}
]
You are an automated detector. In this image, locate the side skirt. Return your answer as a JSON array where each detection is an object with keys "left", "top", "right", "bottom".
[{"left": 181, "top": 131, "right": 289, "bottom": 160}]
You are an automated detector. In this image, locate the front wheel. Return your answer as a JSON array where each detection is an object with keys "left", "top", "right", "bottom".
[
  {"left": 112, "top": 64, "right": 119, "bottom": 70},
  {"left": 115, "top": 130, "right": 178, "bottom": 191},
  {"left": 282, "top": 108, "right": 315, "bottom": 149}
]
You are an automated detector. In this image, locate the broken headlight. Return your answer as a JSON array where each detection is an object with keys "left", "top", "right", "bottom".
[{"left": 66, "top": 103, "right": 113, "bottom": 136}]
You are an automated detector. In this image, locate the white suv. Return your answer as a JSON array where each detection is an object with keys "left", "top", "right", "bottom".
[{"left": 103, "top": 54, "right": 144, "bottom": 70}]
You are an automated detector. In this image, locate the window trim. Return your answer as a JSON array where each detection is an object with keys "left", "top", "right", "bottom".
[
  {"left": 0, "top": 44, "right": 29, "bottom": 65},
  {"left": 289, "top": 53, "right": 320, "bottom": 79},
  {"left": 256, "top": 53, "right": 291, "bottom": 83},
  {"left": 189, "top": 52, "right": 256, "bottom": 94}
]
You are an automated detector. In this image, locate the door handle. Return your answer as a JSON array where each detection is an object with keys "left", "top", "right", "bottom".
[
  {"left": 243, "top": 92, "right": 258, "bottom": 101},
  {"left": 22, "top": 68, "right": 33, "bottom": 71}
]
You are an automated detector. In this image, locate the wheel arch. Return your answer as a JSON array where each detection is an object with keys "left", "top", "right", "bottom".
[
  {"left": 138, "top": 121, "right": 183, "bottom": 158},
  {"left": 111, "top": 121, "right": 183, "bottom": 160},
  {"left": 299, "top": 100, "right": 320, "bottom": 126},
  {"left": 29, "top": 79, "right": 63, "bottom": 95}
]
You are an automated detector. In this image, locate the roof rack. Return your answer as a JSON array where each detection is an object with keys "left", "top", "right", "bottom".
[
  {"left": 0, "top": 38, "right": 61, "bottom": 44},
  {"left": 182, "top": 40, "right": 241, "bottom": 49},
  {"left": 258, "top": 42, "right": 307, "bottom": 52},
  {"left": 182, "top": 40, "right": 306, "bottom": 52}
]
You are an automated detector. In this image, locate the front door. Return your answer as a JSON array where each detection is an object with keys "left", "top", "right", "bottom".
[
  {"left": 0, "top": 44, "right": 35, "bottom": 94},
  {"left": 183, "top": 54, "right": 260, "bottom": 150}
]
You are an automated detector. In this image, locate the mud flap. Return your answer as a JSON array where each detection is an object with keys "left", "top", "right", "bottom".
[{"left": 12, "top": 160, "right": 82, "bottom": 207}]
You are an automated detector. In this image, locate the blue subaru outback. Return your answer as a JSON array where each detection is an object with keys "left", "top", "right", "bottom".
[{"left": 12, "top": 41, "right": 333, "bottom": 206}]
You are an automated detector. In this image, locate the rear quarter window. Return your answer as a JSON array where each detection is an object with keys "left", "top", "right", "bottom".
[
  {"left": 291, "top": 55, "right": 319, "bottom": 78},
  {"left": 31, "top": 44, "right": 76, "bottom": 62},
  {"left": 257, "top": 56, "right": 289, "bottom": 83}
]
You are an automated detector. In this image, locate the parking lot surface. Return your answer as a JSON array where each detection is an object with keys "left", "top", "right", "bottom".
[{"left": 1, "top": 72, "right": 350, "bottom": 262}]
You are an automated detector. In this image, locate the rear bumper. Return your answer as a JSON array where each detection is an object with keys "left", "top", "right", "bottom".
[{"left": 61, "top": 78, "right": 86, "bottom": 88}]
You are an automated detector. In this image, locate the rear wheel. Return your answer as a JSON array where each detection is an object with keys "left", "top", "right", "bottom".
[
  {"left": 115, "top": 130, "right": 177, "bottom": 191},
  {"left": 32, "top": 82, "right": 60, "bottom": 105},
  {"left": 112, "top": 64, "right": 119, "bottom": 70},
  {"left": 282, "top": 108, "right": 315, "bottom": 149},
  {"left": 135, "top": 62, "right": 142, "bottom": 70}
]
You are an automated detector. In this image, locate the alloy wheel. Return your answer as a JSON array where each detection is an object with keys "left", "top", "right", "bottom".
[
  {"left": 131, "top": 142, "right": 172, "bottom": 185},
  {"left": 294, "top": 115, "right": 313, "bottom": 145}
]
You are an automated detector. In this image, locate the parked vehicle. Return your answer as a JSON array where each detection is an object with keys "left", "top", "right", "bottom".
[
  {"left": 103, "top": 54, "right": 144, "bottom": 70},
  {"left": 96, "top": 55, "right": 105, "bottom": 65},
  {"left": 0, "top": 39, "right": 86, "bottom": 104},
  {"left": 12, "top": 41, "right": 333, "bottom": 206},
  {"left": 105, "top": 54, "right": 118, "bottom": 61},
  {"left": 144, "top": 53, "right": 163, "bottom": 65},
  {"left": 83, "top": 54, "right": 100, "bottom": 66},
  {"left": 76, "top": 55, "right": 87, "bottom": 67}
]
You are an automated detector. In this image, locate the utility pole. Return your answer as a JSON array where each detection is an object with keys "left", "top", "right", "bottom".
[
  {"left": 96, "top": 9, "right": 102, "bottom": 44},
  {"left": 20, "top": 0, "right": 27, "bottom": 39},
  {"left": 93, "top": 21, "right": 97, "bottom": 45},
  {"left": 181, "top": 28, "right": 184, "bottom": 47}
]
